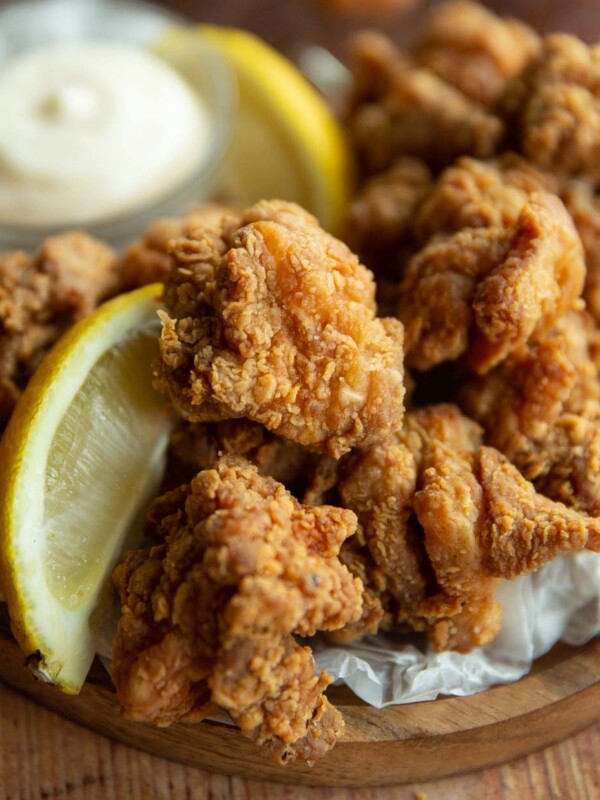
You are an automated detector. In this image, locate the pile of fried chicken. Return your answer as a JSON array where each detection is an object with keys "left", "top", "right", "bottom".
[{"left": 4, "top": 0, "right": 600, "bottom": 767}]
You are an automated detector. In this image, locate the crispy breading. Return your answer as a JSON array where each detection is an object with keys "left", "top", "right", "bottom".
[
  {"left": 345, "top": 31, "right": 503, "bottom": 175},
  {"left": 344, "top": 157, "right": 432, "bottom": 276},
  {"left": 332, "top": 532, "right": 389, "bottom": 643},
  {"left": 413, "top": 1, "right": 539, "bottom": 108},
  {"left": 169, "top": 418, "right": 320, "bottom": 493},
  {"left": 112, "top": 456, "right": 362, "bottom": 763},
  {"left": 459, "top": 311, "right": 600, "bottom": 515},
  {"left": 154, "top": 199, "right": 406, "bottom": 458},
  {"left": 342, "top": 155, "right": 559, "bottom": 322},
  {"left": 561, "top": 180, "right": 600, "bottom": 324},
  {"left": 503, "top": 34, "right": 600, "bottom": 179},
  {"left": 335, "top": 405, "right": 600, "bottom": 651},
  {"left": 117, "top": 205, "right": 234, "bottom": 292},
  {"left": 37, "top": 233, "right": 117, "bottom": 316},
  {"left": 336, "top": 405, "right": 479, "bottom": 641},
  {"left": 413, "top": 155, "right": 555, "bottom": 242},
  {"left": 0, "top": 232, "right": 117, "bottom": 425},
  {"left": 398, "top": 192, "right": 585, "bottom": 373},
  {"left": 413, "top": 158, "right": 600, "bottom": 332}
]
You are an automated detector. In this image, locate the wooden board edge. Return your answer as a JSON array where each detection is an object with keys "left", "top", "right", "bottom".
[{"left": 2, "top": 613, "right": 600, "bottom": 787}]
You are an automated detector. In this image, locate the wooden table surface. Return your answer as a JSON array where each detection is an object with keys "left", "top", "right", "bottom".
[
  {"left": 1, "top": 679, "right": 599, "bottom": 799},
  {"left": 2, "top": 2, "right": 600, "bottom": 798}
]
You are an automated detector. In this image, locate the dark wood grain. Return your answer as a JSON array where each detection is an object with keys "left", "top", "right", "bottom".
[
  {"left": 2, "top": 608, "right": 600, "bottom": 788},
  {"left": 2, "top": 678, "right": 600, "bottom": 799}
]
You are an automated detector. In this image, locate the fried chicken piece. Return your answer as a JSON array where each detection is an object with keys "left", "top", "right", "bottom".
[
  {"left": 112, "top": 456, "right": 362, "bottom": 763},
  {"left": 344, "top": 154, "right": 555, "bottom": 312},
  {"left": 169, "top": 418, "right": 320, "bottom": 493},
  {"left": 503, "top": 34, "right": 600, "bottom": 179},
  {"left": 413, "top": 1, "right": 539, "bottom": 108},
  {"left": 345, "top": 31, "right": 503, "bottom": 176},
  {"left": 0, "top": 232, "right": 117, "bottom": 425},
  {"left": 398, "top": 192, "right": 585, "bottom": 373},
  {"left": 561, "top": 180, "right": 600, "bottom": 324},
  {"left": 335, "top": 404, "right": 600, "bottom": 651},
  {"left": 38, "top": 233, "right": 118, "bottom": 315},
  {"left": 332, "top": 531, "right": 389, "bottom": 643},
  {"left": 335, "top": 405, "right": 479, "bottom": 642},
  {"left": 117, "top": 205, "right": 233, "bottom": 292},
  {"left": 154, "top": 199, "right": 406, "bottom": 458},
  {"left": 415, "top": 444, "right": 600, "bottom": 650},
  {"left": 344, "top": 157, "right": 432, "bottom": 276},
  {"left": 459, "top": 311, "right": 600, "bottom": 516},
  {"left": 413, "top": 154, "right": 555, "bottom": 242},
  {"left": 413, "top": 157, "right": 600, "bottom": 329}
]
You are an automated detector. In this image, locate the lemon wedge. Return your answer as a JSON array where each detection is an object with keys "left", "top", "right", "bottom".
[
  {"left": 155, "top": 25, "right": 354, "bottom": 233},
  {"left": 0, "top": 284, "right": 171, "bottom": 694}
]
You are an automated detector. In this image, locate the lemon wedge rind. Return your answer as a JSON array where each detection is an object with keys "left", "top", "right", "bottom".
[
  {"left": 156, "top": 24, "right": 354, "bottom": 233},
  {"left": 0, "top": 283, "right": 170, "bottom": 694}
]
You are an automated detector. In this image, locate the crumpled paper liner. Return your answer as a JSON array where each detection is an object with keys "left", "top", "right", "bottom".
[
  {"left": 311, "top": 552, "right": 600, "bottom": 707},
  {"left": 83, "top": 552, "right": 600, "bottom": 712}
]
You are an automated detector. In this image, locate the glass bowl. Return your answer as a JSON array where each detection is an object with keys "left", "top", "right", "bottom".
[{"left": 0, "top": 0, "right": 236, "bottom": 251}]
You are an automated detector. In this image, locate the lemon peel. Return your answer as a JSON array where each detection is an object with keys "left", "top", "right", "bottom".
[
  {"left": 0, "top": 284, "right": 171, "bottom": 693},
  {"left": 156, "top": 24, "right": 354, "bottom": 233}
]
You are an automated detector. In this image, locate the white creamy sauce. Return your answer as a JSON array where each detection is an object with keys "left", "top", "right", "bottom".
[{"left": 0, "top": 42, "right": 210, "bottom": 226}]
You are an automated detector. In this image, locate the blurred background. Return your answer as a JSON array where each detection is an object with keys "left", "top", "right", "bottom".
[
  {"left": 0, "top": 0, "right": 596, "bottom": 250},
  {"left": 159, "top": 0, "right": 600, "bottom": 54}
]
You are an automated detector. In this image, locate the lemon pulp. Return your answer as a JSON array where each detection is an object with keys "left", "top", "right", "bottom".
[
  {"left": 43, "top": 322, "right": 165, "bottom": 611},
  {"left": 0, "top": 285, "right": 172, "bottom": 692}
]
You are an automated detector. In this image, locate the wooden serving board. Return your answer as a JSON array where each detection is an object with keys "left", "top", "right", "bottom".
[{"left": 1, "top": 608, "right": 599, "bottom": 788}]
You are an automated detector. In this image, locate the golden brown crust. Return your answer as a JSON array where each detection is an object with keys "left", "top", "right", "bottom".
[
  {"left": 37, "top": 232, "right": 118, "bottom": 316},
  {"left": 112, "top": 456, "right": 362, "bottom": 763},
  {"left": 169, "top": 418, "right": 321, "bottom": 493},
  {"left": 344, "top": 157, "right": 432, "bottom": 276},
  {"left": 398, "top": 192, "right": 585, "bottom": 373},
  {"left": 561, "top": 180, "right": 600, "bottom": 324},
  {"left": 345, "top": 31, "right": 503, "bottom": 175},
  {"left": 337, "top": 405, "right": 482, "bottom": 644},
  {"left": 413, "top": 155, "right": 556, "bottom": 242},
  {"left": 117, "top": 205, "right": 234, "bottom": 292},
  {"left": 413, "top": 1, "right": 539, "bottom": 108},
  {"left": 459, "top": 311, "right": 600, "bottom": 515},
  {"left": 154, "top": 199, "right": 406, "bottom": 458},
  {"left": 336, "top": 405, "right": 600, "bottom": 652},
  {"left": 0, "top": 232, "right": 117, "bottom": 426},
  {"left": 503, "top": 34, "right": 600, "bottom": 179}
]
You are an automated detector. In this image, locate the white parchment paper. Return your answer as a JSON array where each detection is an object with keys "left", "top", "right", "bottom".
[
  {"left": 311, "top": 552, "right": 600, "bottom": 707},
  {"left": 54, "top": 551, "right": 600, "bottom": 711}
]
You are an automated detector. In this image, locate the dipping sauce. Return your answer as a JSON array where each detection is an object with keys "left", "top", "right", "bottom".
[{"left": 0, "top": 42, "right": 210, "bottom": 226}]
